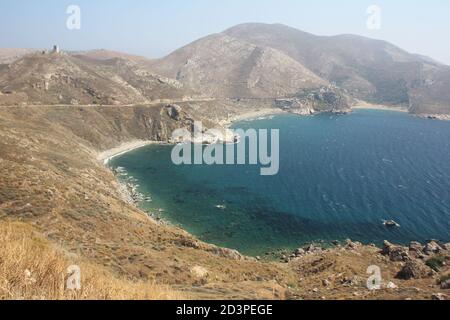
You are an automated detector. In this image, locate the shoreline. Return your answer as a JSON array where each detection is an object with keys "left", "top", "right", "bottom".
[
  {"left": 96, "top": 109, "right": 283, "bottom": 163},
  {"left": 352, "top": 103, "right": 408, "bottom": 113},
  {"left": 99, "top": 109, "right": 450, "bottom": 257},
  {"left": 417, "top": 113, "right": 450, "bottom": 121},
  {"left": 97, "top": 140, "right": 166, "bottom": 165},
  {"left": 219, "top": 108, "right": 287, "bottom": 127}
]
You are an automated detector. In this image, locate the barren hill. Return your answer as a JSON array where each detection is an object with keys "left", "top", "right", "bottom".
[
  {"left": 223, "top": 23, "right": 450, "bottom": 115},
  {"left": 0, "top": 48, "right": 38, "bottom": 64},
  {"left": 0, "top": 24, "right": 450, "bottom": 300},
  {"left": 2, "top": 24, "right": 449, "bottom": 116},
  {"left": 1, "top": 105, "right": 448, "bottom": 300},
  {"left": 73, "top": 49, "right": 153, "bottom": 64},
  {"left": 147, "top": 23, "right": 449, "bottom": 115},
  {"left": 149, "top": 33, "right": 328, "bottom": 98},
  {"left": 0, "top": 52, "right": 193, "bottom": 106}
]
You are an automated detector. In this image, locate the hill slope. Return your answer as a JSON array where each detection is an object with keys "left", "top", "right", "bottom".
[
  {"left": 223, "top": 23, "right": 450, "bottom": 114},
  {"left": 1, "top": 105, "right": 448, "bottom": 300},
  {"left": 0, "top": 52, "right": 193, "bottom": 106},
  {"left": 149, "top": 33, "right": 328, "bottom": 98},
  {"left": 148, "top": 23, "right": 449, "bottom": 115},
  {"left": 0, "top": 48, "right": 38, "bottom": 64}
]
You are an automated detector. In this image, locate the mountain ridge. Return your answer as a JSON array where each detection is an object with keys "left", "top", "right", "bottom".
[
  {"left": 1, "top": 23, "right": 449, "bottom": 117},
  {"left": 147, "top": 22, "right": 450, "bottom": 116}
]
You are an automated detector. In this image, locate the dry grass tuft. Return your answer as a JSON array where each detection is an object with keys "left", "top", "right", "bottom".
[{"left": 0, "top": 221, "right": 186, "bottom": 300}]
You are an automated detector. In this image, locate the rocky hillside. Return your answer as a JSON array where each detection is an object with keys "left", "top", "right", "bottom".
[
  {"left": 0, "top": 52, "right": 194, "bottom": 106},
  {"left": 0, "top": 48, "right": 37, "bottom": 64},
  {"left": 72, "top": 49, "right": 152, "bottom": 64},
  {"left": 147, "top": 23, "right": 449, "bottom": 116},
  {"left": 1, "top": 24, "right": 449, "bottom": 116},
  {"left": 409, "top": 66, "right": 450, "bottom": 116},
  {"left": 223, "top": 23, "right": 450, "bottom": 115},
  {"left": 0, "top": 105, "right": 449, "bottom": 300},
  {"left": 149, "top": 33, "right": 327, "bottom": 98}
]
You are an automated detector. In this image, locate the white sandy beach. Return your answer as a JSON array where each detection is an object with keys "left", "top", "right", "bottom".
[
  {"left": 220, "top": 108, "right": 287, "bottom": 127},
  {"left": 352, "top": 101, "right": 408, "bottom": 113},
  {"left": 98, "top": 140, "right": 164, "bottom": 165}
]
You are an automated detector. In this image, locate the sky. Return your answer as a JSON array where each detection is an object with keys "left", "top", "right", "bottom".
[{"left": 0, "top": 0, "right": 449, "bottom": 64}]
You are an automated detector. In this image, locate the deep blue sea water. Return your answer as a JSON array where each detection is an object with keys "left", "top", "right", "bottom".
[{"left": 110, "top": 110, "right": 450, "bottom": 255}]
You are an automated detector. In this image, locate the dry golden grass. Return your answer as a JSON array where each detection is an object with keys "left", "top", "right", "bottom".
[{"left": 0, "top": 221, "right": 186, "bottom": 300}]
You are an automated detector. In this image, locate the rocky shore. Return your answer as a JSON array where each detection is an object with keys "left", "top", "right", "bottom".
[
  {"left": 419, "top": 114, "right": 450, "bottom": 121},
  {"left": 281, "top": 239, "right": 449, "bottom": 299}
]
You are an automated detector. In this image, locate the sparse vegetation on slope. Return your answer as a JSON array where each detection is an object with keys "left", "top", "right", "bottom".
[
  {"left": 0, "top": 52, "right": 194, "bottom": 106},
  {"left": 0, "top": 105, "right": 449, "bottom": 300},
  {"left": 0, "top": 221, "right": 185, "bottom": 300}
]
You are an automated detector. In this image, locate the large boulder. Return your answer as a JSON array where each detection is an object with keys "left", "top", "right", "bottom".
[
  {"left": 396, "top": 260, "right": 432, "bottom": 280},
  {"left": 382, "top": 241, "right": 410, "bottom": 262},
  {"left": 190, "top": 266, "right": 209, "bottom": 279},
  {"left": 431, "top": 293, "right": 447, "bottom": 301},
  {"left": 424, "top": 241, "right": 443, "bottom": 255},
  {"left": 345, "top": 239, "right": 361, "bottom": 250},
  {"left": 409, "top": 241, "right": 423, "bottom": 253},
  {"left": 208, "top": 246, "right": 243, "bottom": 260},
  {"left": 441, "top": 279, "right": 450, "bottom": 290},
  {"left": 305, "top": 244, "right": 322, "bottom": 253},
  {"left": 190, "top": 266, "right": 209, "bottom": 285}
]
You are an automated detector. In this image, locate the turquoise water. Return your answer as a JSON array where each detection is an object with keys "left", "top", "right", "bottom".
[{"left": 110, "top": 110, "right": 450, "bottom": 255}]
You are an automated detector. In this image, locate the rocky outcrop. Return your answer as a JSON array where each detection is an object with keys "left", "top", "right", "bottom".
[
  {"left": 275, "top": 86, "right": 352, "bottom": 115},
  {"left": 424, "top": 241, "right": 443, "bottom": 255},
  {"left": 409, "top": 241, "right": 423, "bottom": 253},
  {"left": 382, "top": 241, "right": 410, "bottom": 262},
  {"left": 345, "top": 239, "right": 362, "bottom": 250},
  {"left": 166, "top": 104, "right": 183, "bottom": 120},
  {"left": 396, "top": 260, "right": 433, "bottom": 280},
  {"left": 431, "top": 293, "right": 447, "bottom": 300},
  {"left": 441, "top": 279, "right": 450, "bottom": 290},
  {"left": 190, "top": 266, "right": 209, "bottom": 284},
  {"left": 0, "top": 53, "right": 193, "bottom": 106},
  {"left": 207, "top": 246, "right": 244, "bottom": 261}
]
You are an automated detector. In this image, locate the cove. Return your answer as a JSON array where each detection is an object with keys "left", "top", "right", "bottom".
[{"left": 110, "top": 110, "right": 450, "bottom": 256}]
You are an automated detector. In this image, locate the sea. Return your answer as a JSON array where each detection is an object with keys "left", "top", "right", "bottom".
[{"left": 110, "top": 110, "right": 450, "bottom": 255}]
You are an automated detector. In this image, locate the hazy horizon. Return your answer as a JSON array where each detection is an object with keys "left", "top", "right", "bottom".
[{"left": 1, "top": 0, "right": 449, "bottom": 65}]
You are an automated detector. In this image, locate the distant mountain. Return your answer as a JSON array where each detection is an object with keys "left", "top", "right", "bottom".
[
  {"left": 0, "top": 52, "right": 193, "bottom": 105},
  {"left": 224, "top": 23, "right": 450, "bottom": 114},
  {"left": 73, "top": 49, "right": 152, "bottom": 64},
  {"left": 150, "top": 23, "right": 449, "bottom": 115},
  {"left": 0, "top": 48, "right": 39, "bottom": 64},
  {"left": 148, "top": 33, "right": 328, "bottom": 98},
  {"left": 1, "top": 23, "right": 449, "bottom": 116}
]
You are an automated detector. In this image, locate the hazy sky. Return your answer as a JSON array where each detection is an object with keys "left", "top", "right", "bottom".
[{"left": 1, "top": 0, "right": 449, "bottom": 64}]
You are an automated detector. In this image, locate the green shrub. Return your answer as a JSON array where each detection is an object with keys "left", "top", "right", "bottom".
[{"left": 426, "top": 256, "right": 446, "bottom": 271}]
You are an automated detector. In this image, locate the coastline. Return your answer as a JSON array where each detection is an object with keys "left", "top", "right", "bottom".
[
  {"left": 417, "top": 114, "right": 450, "bottom": 121},
  {"left": 98, "top": 107, "right": 450, "bottom": 257},
  {"left": 98, "top": 104, "right": 412, "bottom": 165},
  {"left": 99, "top": 109, "right": 287, "bottom": 228},
  {"left": 352, "top": 102, "right": 408, "bottom": 113},
  {"left": 97, "top": 140, "right": 165, "bottom": 165},
  {"left": 219, "top": 108, "right": 287, "bottom": 127}
]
